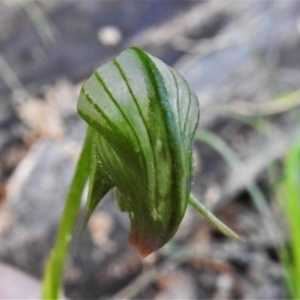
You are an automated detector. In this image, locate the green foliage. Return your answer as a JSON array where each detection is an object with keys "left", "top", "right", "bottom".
[
  {"left": 278, "top": 133, "right": 300, "bottom": 298},
  {"left": 43, "top": 47, "right": 240, "bottom": 299}
]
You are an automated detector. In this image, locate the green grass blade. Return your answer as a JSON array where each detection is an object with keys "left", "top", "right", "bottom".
[
  {"left": 0, "top": 53, "right": 30, "bottom": 99},
  {"left": 22, "top": 0, "right": 58, "bottom": 46},
  {"left": 281, "top": 133, "right": 300, "bottom": 298},
  {"left": 42, "top": 128, "right": 92, "bottom": 299},
  {"left": 279, "top": 245, "right": 297, "bottom": 297},
  {"left": 225, "top": 114, "right": 276, "bottom": 138}
]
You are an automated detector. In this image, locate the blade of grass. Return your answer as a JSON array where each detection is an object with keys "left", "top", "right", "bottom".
[
  {"left": 224, "top": 114, "right": 278, "bottom": 138},
  {"left": 280, "top": 133, "right": 300, "bottom": 298},
  {"left": 22, "top": 0, "right": 58, "bottom": 46},
  {"left": 206, "top": 89, "right": 300, "bottom": 117},
  {"left": 42, "top": 128, "right": 92, "bottom": 299},
  {"left": 0, "top": 53, "right": 30, "bottom": 100}
]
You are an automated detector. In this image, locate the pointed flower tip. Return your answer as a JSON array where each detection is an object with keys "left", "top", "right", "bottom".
[
  {"left": 130, "top": 241, "right": 153, "bottom": 258},
  {"left": 129, "top": 232, "right": 165, "bottom": 257}
]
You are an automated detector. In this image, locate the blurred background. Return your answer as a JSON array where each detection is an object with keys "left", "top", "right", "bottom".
[{"left": 0, "top": 0, "right": 300, "bottom": 299}]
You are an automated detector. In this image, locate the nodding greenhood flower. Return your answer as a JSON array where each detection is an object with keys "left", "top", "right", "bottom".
[
  {"left": 77, "top": 47, "right": 241, "bottom": 257},
  {"left": 78, "top": 47, "right": 199, "bottom": 256},
  {"left": 43, "top": 47, "right": 242, "bottom": 300}
]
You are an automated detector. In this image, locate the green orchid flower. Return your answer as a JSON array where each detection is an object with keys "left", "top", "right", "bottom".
[
  {"left": 78, "top": 47, "right": 199, "bottom": 256},
  {"left": 43, "top": 47, "right": 241, "bottom": 299}
]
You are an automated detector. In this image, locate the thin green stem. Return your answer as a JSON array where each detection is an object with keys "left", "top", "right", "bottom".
[
  {"left": 42, "top": 128, "right": 92, "bottom": 299},
  {"left": 188, "top": 194, "right": 243, "bottom": 241},
  {"left": 195, "top": 130, "right": 278, "bottom": 243}
]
